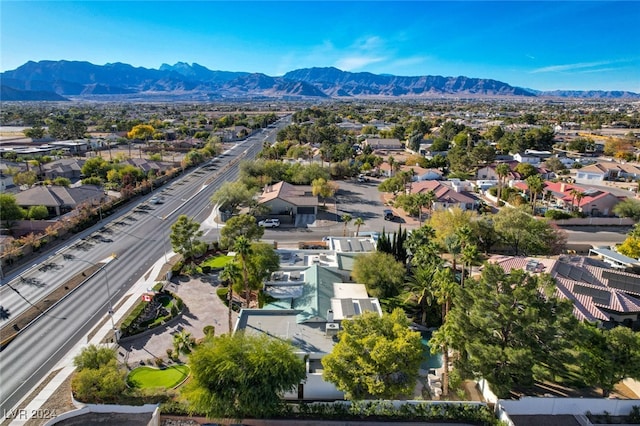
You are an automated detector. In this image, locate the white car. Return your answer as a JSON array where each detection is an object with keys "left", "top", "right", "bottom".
[{"left": 258, "top": 218, "right": 280, "bottom": 228}]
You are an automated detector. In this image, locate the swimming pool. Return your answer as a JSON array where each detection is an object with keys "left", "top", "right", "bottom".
[{"left": 420, "top": 330, "right": 443, "bottom": 371}]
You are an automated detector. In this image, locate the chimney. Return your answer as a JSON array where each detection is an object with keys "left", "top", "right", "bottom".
[
  {"left": 327, "top": 309, "right": 334, "bottom": 323},
  {"left": 560, "top": 182, "right": 566, "bottom": 193}
]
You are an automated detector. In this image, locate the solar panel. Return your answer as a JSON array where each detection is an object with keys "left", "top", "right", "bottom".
[
  {"left": 359, "top": 299, "right": 375, "bottom": 313},
  {"left": 574, "top": 284, "right": 611, "bottom": 305},
  {"left": 341, "top": 298, "right": 356, "bottom": 318},
  {"left": 602, "top": 270, "right": 640, "bottom": 295},
  {"left": 556, "top": 262, "right": 571, "bottom": 277}
]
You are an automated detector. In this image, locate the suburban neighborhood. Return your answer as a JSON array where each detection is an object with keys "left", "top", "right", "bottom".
[{"left": 1, "top": 99, "right": 640, "bottom": 426}]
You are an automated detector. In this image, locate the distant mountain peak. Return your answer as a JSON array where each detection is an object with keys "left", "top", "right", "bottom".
[{"left": 1, "top": 60, "right": 638, "bottom": 101}]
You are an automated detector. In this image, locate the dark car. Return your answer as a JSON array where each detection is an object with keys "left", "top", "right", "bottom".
[{"left": 383, "top": 209, "right": 394, "bottom": 221}]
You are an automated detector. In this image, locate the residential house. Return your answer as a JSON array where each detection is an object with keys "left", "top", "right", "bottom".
[
  {"left": 363, "top": 138, "right": 404, "bottom": 151},
  {"left": 513, "top": 150, "right": 553, "bottom": 166},
  {"left": 475, "top": 161, "right": 523, "bottom": 182},
  {"left": 399, "top": 165, "right": 443, "bottom": 181},
  {"left": 490, "top": 255, "right": 640, "bottom": 326},
  {"left": 238, "top": 264, "right": 382, "bottom": 400},
  {"left": 576, "top": 162, "right": 640, "bottom": 184},
  {"left": 541, "top": 181, "right": 622, "bottom": 216},
  {"left": 14, "top": 184, "right": 106, "bottom": 217},
  {"left": 41, "top": 158, "right": 85, "bottom": 180},
  {"left": 0, "top": 172, "right": 14, "bottom": 192},
  {"left": 410, "top": 180, "right": 479, "bottom": 212},
  {"left": 257, "top": 181, "right": 318, "bottom": 225},
  {"left": 122, "top": 158, "right": 173, "bottom": 175}
]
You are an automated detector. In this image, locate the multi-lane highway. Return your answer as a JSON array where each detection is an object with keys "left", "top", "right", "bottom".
[{"left": 0, "top": 119, "right": 285, "bottom": 413}]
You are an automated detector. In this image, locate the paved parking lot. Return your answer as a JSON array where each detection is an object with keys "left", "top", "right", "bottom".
[{"left": 334, "top": 177, "right": 420, "bottom": 234}]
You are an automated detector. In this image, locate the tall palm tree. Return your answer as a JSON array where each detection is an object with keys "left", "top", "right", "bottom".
[
  {"left": 460, "top": 244, "right": 479, "bottom": 289},
  {"left": 233, "top": 236, "right": 253, "bottom": 308},
  {"left": 525, "top": 174, "right": 544, "bottom": 215},
  {"left": 574, "top": 191, "right": 585, "bottom": 214},
  {"left": 569, "top": 188, "right": 582, "bottom": 212},
  {"left": 220, "top": 262, "right": 241, "bottom": 333},
  {"left": 413, "top": 193, "right": 429, "bottom": 224},
  {"left": 495, "top": 163, "right": 510, "bottom": 206},
  {"left": 432, "top": 268, "right": 457, "bottom": 397},
  {"left": 341, "top": 213, "right": 352, "bottom": 237},
  {"left": 443, "top": 233, "right": 461, "bottom": 280},
  {"left": 353, "top": 217, "right": 365, "bottom": 236}
]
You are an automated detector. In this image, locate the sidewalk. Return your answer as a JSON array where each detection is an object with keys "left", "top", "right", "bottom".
[{"left": 9, "top": 255, "right": 172, "bottom": 425}]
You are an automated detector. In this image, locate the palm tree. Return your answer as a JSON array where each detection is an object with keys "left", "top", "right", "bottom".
[
  {"left": 454, "top": 225, "right": 475, "bottom": 288},
  {"left": 432, "top": 268, "right": 457, "bottom": 396},
  {"left": 574, "top": 191, "right": 585, "bottom": 214},
  {"left": 353, "top": 217, "right": 365, "bottom": 236},
  {"left": 341, "top": 213, "right": 352, "bottom": 237},
  {"left": 569, "top": 188, "right": 582, "bottom": 212},
  {"left": 405, "top": 264, "right": 438, "bottom": 326},
  {"left": 443, "top": 233, "right": 461, "bottom": 280},
  {"left": 172, "top": 330, "right": 195, "bottom": 356},
  {"left": 220, "top": 261, "right": 241, "bottom": 333},
  {"left": 525, "top": 174, "right": 544, "bottom": 215},
  {"left": 233, "top": 236, "right": 253, "bottom": 308},
  {"left": 413, "top": 193, "right": 429, "bottom": 224},
  {"left": 460, "top": 244, "right": 479, "bottom": 289},
  {"left": 495, "top": 163, "right": 510, "bottom": 206}
]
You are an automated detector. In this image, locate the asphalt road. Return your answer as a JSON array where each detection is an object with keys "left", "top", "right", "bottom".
[{"left": 0, "top": 120, "right": 285, "bottom": 413}]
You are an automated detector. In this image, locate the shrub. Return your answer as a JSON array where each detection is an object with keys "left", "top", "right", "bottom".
[{"left": 545, "top": 209, "right": 572, "bottom": 220}]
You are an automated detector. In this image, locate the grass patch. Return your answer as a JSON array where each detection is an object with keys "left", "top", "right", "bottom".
[
  {"left": 200, "top": 254, "right": 233, "bottom": 269},
  {"left": 128, "top": 365, "right": 190, "bottom": 389}
]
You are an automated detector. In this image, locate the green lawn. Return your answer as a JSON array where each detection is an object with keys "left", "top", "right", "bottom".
[
  {"left": 128, "top": 364, "right": 190, "bottom": 389},
  {"left": 201, "top": 254, "right": 233, "bottom": 269}
]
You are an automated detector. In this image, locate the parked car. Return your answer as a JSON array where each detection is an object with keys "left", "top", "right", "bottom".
[
  {"left": 383, "top": 209, "right": 394, "bottom": 221},
  {"left": 258, "top": 218, "right": 280, "bottom": 228}
]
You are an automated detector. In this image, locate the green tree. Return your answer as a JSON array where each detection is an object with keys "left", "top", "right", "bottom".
[
  {"left": 72, "top": 360, "right": 127, "bottom": 403},
  {"left": 234, "top": 236, "right": 253, "bottom": 308},
  {"left": 219, "top": 214, "right": 264, "bottom": 250},
  {"left": 245, "top": 242, "right": 280, "bottom": 297},
  {"left": 352, "top": 251, "right": 405, "bottom": 298},
  {"left": 23, "top": 126, "right": 46, "bottom": 140},
  {"left": 322, "top": 309, "right": 423, "bottom": 400},
  {"left": 170, "top": 215, "right": 205, "bottom": 261},
  {"left": 185, "top": 332, "right": 306, "bottom": 419},
  {"left": 311, "top": 177, "right": 338, "bottom": 207},
  {"left": 53, "top": 177, "right": 71, "bottom": 187},
  {"left": 0, "top": 193, "right": 25, "bottom": 226},
  {"left": 493, "top": 207, "right": 566, "bottom": 255},
  {"left": 515, "top": 162, "right": 538, "bottom": 179},
  {"left": 577, "top": 324, "right": 640, "bottom": 397},
  {"left": 435, "top": 264, "right": 576, "bottom": 398},
  {"left": 613, "top": 198, "right": 640, "bottom": 221},
  {"left": 27, "top": 205, "right": 49, "bottom": 220},
  {"left": 210, "top": 181, "right": 255, "bottom": 215},
  {"left": 13, "top": 170, "right": 38, "bottom": 187},
  {"left": 73, "top": 344, "right": 117, "bottom": 370},
  {"left": 81, "top": 157, "right": 109, "bottom": 179}
]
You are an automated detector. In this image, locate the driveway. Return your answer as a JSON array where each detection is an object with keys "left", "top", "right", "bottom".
[{"left": 118, "top": 274, "right": 235, "bottom": 365}]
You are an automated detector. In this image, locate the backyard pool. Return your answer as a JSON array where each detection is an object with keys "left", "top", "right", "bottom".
[{"left": 420, "top": 330, "right": 443, "bottom": 371}]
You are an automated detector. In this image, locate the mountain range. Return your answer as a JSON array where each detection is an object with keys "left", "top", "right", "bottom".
[{"left": 1, "top": 60, "right": 638, "bottom": 101}]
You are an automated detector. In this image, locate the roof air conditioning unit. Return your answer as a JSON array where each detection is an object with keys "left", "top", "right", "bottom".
[{"left": 325, "top": 322, "right": 339, "bottom": 337}]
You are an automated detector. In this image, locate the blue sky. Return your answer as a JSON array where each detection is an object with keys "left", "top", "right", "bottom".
[{"left": 1, "top": 1, "right": 639, "bottom": 92}]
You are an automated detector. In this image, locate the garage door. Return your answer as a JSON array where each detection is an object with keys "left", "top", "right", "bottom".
[{"left": 297, "top": 207, "right": 315, "bottom": 214}]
